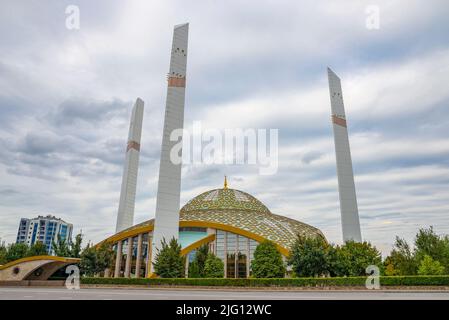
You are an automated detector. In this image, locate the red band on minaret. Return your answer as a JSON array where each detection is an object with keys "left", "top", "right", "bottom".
[
  {"left": 332, "top": 115, "right": 347, "bottom": 127},
  {"left": 127, "top": 141, "right": 140, "bottom": 152},
  {"left": 168, "top": 76, "right": 186, "bottom": 87}
]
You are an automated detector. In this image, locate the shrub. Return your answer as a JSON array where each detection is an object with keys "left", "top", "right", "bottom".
[
  {"left": 203, "top": 254, "right": 224, "bottom": 278},
  {"left": 79, "top": 242, "right": 115, "bottom": 276},
  {"left": 188, "top": 244, "right": 209, "bottom": 278},
  {"left": 418, "top": 255, "right": 445, "bottom": 275},
  {"left": 153, "top": 238, "right": 185, "bottom": 278},
  {"left": 251, "top": 241, "right": 285, "bottom": 278},
  {"left": 80, "top": 275, "right": 449, "bottom": 287},
  {"left": 288, "top": 235, "right": 329, "bottom": 277},
  {"left": 414, "top": 227, "right": 449, "bottom": 273},
  {"left": 333, "top": 241, "right": 382, "bottom": 276},
  {"left": 188, "top": 261, "right": 201, "bottom": 278}
]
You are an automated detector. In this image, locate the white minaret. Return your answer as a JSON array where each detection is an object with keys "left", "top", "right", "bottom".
[
  {"left": 151, "top": 23, "right": 189, "bottom": 267},
  {"left": 115, "top": 98, "right": 144, "bottom": 233},
  {"left": 327, "top": 68, "right": 362, "bottom": 242}
]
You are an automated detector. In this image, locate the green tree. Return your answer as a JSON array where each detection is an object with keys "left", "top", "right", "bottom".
[
  {"left": 326, "top": 244, "right": 347, "bottom": 277},
  {"left": 70, "top": 233, "right": 83, "bottom": 258},
  {"left": 95, "top": 243, "right": 114, "bottom": 274},
  {"left": 384, "top": 237, "right": 418, "bottom": 275},
  {"left": 5, "top": 243, "right": 29, "bottom": 262},
  {"left": 79, "top": 244, "right": 97, "bottom": 276},
  {"left": 27, "top": 241, "right": 48, "bottom": 256},
  {"left": 153, "top": 238, "right": 185, "bottom": 278},
  {"left": 414, "top": 227, "right": 449, "bottom": 273},
  {"left": 335, "top": 241, "right": 382, "bottom": 276},
  {"left": 383, "top": 256, "right": 399, "bottom": 276},
  {"left": 288, "top": 235, "right": 329, "bottom": 277},
  {"left": 418, "top": 255, "right": 445, "bottom": 275},
  {"left": 52, "top": 233, "right": 84, "bottom": 258},
  {"left": 188, "top": 260, "right": 201, "bottom": 278},
  {"left": 52, "top": 234, "right": 71, "bottom": 257},
  {"left": 188, "top": 244, "right": 209, "bottom": 278},
  {"left": 203, "top": 253, "right": 224, "bottom": 278},
  {"left": 0, "top": 243, "right": 7, "bottom": 264},
  {"left": 79, "top": 242, "right": 113, "bottom": 277},
  {"left": 195, "top": 244, "right": 209, "bottom": 277},
  {"left": 251, "top": 240, "right": 285, "bottom": 278}
]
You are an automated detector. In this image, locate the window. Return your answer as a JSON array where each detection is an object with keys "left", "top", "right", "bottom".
[
  {"left": 237, "top": 252, "right": 247, "bottom": 278},
  {"left": 215, "top": 230, "right": 225, "bottom": 260},
  {"left": 226, "top": 253, "right": 236, "bottom": 278},
  {"left": 249, "top": 239, "right": 258, "bottom": 262}
]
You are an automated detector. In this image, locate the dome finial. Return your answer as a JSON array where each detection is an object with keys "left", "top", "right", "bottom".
[{"left": 224, "top": 175, "right": 228, "bottom": 189}]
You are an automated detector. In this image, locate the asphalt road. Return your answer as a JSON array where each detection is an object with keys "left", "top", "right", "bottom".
[{"left": 0, "top": 287, "right": 449, "bottom": 300}]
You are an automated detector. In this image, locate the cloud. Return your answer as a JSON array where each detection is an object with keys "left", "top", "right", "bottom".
[{"left": 49, "top": 98, "right": 128, "bottom": 126}]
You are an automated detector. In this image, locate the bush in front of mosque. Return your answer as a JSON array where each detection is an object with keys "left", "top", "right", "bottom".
[
  {"left": 250, "top": 240, "right": 286, "bottom": 278},
  {"left": 203, "top": 254, "right": 225, "bottom": 278},
  {"left": 153, "top": 238, "right": 185, "bottom": 278}
]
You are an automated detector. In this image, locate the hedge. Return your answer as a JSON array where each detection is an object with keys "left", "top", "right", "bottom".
[{"left": 81, "top": 276, "right": 449, "bottom": 287}]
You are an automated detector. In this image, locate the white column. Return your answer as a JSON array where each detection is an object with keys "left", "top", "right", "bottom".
[
  {"left": 224, "top": 232, "right": 228, "bottom": 278},
  {"left": 135, "top": 234, "right": 143, "bottom": 278},
  {"left": 235, "top": 236, "right": 238, "bottom": 279},
  {"left": 152, "top": 23, "right": 189, "bottom": 270},
  {"left": 116, "top": 98, "right": 145, "bottom": 233},
  {"left": 327, "top": 67, "right": 362, "bottom": 242},
  {"left": 145, "top": 233, "right": 152, "bottom": 277},
  {"left": 124, "top": 237, "right": 133, "bottom": 278},
  {"left": 246, "top": 238, "right": 250, "bottom": 278},
  {"left": 114, "top": 240, "right": 122, "bottom": 278},
  {"left": 185, "top": 255, "right": 189, "bottom": 278}
]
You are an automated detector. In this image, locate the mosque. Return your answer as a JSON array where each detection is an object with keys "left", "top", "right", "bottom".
[{"left": 104, "top": 178, "right": 325, "bottom": 278}]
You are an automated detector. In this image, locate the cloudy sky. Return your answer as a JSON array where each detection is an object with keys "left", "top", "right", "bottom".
[{"left": 1, "top": 0, "right": 449, "bottom": 255}]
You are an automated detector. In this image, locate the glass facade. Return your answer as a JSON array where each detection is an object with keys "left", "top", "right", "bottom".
[
  {"left": 249, "top": 239, "right": 258, "bottom": 261},
  {"left": 216, "top": 230, "right": 225, "bottom": 260},
  {"left": 179, "top": 229, "right": 208, "bottom": 248},
  {"left": 110, "top": 228, "right": 260, "bottom": 279},
  {"left": 237, "top": 235, "right": 248, "bottom": 278},
  {"left": 215, "top": 229, "right": 259, "bottom": 278}
]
